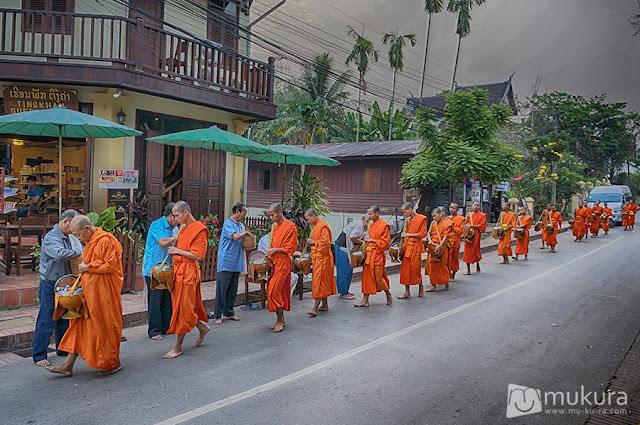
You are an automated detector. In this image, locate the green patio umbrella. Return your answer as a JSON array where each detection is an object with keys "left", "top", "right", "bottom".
[
  {"left": 234, "top": 143, "right": 340, "bottom": 200},
  {"left": 146, "top": 126, "right": 275, "bottom": 154},
  {"left": 0, "top": 106, "right": 142, "bottom": 215}
]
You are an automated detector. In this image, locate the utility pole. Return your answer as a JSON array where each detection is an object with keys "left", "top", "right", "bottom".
[{"left": 551, "top": 108, "right": 560, "bottom": 204}]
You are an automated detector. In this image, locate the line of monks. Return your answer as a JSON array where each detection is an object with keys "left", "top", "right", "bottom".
[{"left": 46, "top": 197, "right": 629, "bottom": 377}]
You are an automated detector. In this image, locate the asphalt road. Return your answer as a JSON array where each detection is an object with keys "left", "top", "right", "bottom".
[{"left": 1, "top": 228, "right": 639, "bottom": 425}]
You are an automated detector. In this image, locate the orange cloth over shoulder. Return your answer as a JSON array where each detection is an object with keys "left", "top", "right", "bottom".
[
  {"left": 462, "top": 212, "right": 486, "bottom": 264},
  {"left": 167, "top": 220, "right": 209, "bottom": 335},
  {"left": 573, "top": 208, "right": 587, "bottom": 238},
  {"left": 448, "top": 214, "right": 465, "bottom": 273},
  {"left": 57, "top": 228, "right": 123, "bottom": 370},
  {"left": 361, "top": 219, "right": 390, "bottom": 295},
  {"left": 515, "top": 215, "right": 532, "bottom": 255},
  {"left": 630, "top": 203, "right": 637, "bottom": 226},
  {"left": 267, "top": 220, "right": 298, "bottom": 312},
  {"left": 590, "top": 205, "right": 604, "bottom": 235},
  {"left": 310, "top": 220, "right": 336, "bottom": 299},
  {"left": 400, "top": 213, "right": 427, "bottom": 286},
  {"left": 425, "top": 219, "right": 452, "bottom": 286},
  {"left": 497, "top": 211, "right": 517, "bottom": 256},
  {"left": 602, "top": 207, "right": 612, "bottom": 231},
  {"left": 544, "top": 211, "right": 562, "bottom": 246}
]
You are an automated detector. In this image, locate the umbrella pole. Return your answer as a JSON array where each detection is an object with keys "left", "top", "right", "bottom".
[
  {"left": 281, "top": 160, "right": 287, "bottom": 203},
  {"left": 58, "top": 126, "right": 62, "bottom": 216}
]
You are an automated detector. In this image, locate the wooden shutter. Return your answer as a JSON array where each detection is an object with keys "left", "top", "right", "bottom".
[
  {"left": 145, "top": 131, "right": 164, "bottom": 219},
  {"left": 23, "top": 0, "right": 73, "bottom": 33},
  {"left": 364, "top": 168, "right": 380, "bottom": 193}
]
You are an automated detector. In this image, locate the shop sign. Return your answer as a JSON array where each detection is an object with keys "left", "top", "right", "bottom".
[
  {"left": 99, "top": 169, "right": 139, "bottom": 189},
  {"left": 2, "top": 85, "right": 79, "bottom": 113}
]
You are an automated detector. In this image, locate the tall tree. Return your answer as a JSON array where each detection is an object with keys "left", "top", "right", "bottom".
[
  {"left": 345, "top": 25, "right": 380, "bottom": 143},
  {"left": 447, "top": 0, "right": 486, "bottom": 90},
  {"left": 301, "top": 52, "right": 351, "bottom": 107},
  {"left": 401, "top": 89, "right": 517, "bottom": 202},
  {"left": 420, "top": 0, "right": 444, "bottom": 98},
  {"left": 382, "top": 31, "right": 417, "bottom": 140}
]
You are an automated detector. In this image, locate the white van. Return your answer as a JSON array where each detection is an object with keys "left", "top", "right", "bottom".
[{"left": 586, "top": 185, "right": 633, "bottom": 225}]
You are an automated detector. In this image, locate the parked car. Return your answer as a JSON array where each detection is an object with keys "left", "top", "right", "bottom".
[{"left": 586, "top": 185, "right": 633, "bottom": 225}]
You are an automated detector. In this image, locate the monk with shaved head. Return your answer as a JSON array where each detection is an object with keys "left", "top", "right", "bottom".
[
  {"left": 164, "top": 201, "right": 210, "bottom": 358},
  {"left": 47, "top": 215, "right": 124, "bottom": 377},
  {"left": 265, "top": 202, "right": 298, "bottom": 332}
]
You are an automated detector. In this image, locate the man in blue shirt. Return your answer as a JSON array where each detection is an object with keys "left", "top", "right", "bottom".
[
  {"left": 32, "top": 209, "right": 83, "bottom": 367},
  {"left": 142, "top": 203, "right": 179, "bottom": 339},
  {"left": 211, "top": 202, "right": 252, "bottom": 325},
  {"left": 17, "top": 175, "right": 44, "bottom": 217}
]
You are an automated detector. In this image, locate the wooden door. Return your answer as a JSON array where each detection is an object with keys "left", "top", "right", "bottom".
[
  {"left": 145, "top": 131, "right": 164, "bottom": 219},
  {"left": 182, "top": 147, "right": 224, "bottom": 219}
]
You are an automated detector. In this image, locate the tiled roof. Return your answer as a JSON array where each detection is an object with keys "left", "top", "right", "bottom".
[
  {"left": 305, "top": 139, "right": 420, "bottom": 159},
  {"left": 406, "top": 76, "right": 516, "bottom": 117}
]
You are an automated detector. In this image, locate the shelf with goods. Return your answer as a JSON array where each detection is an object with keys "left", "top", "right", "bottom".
[{"left": 17, "top": 164, "right": 86, "bottom": 212}]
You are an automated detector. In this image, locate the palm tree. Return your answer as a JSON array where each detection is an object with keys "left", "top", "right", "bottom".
[
  {"left": 301, "top": 52, "right": 351, "bottom": 108},
  {"left": 420, "top": 0, "right": 444, "bottom": 99},
  {"left": 345, "top": 25, "right": 380, "bottom": 143},
  {"left": 382, "top": 31, "right": 417, "bottom": 140},
  {"left": 447, "top": 0, "right": 486, "bottom": 90}
]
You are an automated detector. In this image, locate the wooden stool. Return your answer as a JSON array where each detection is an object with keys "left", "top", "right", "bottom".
[{"left": 244, "top": 275, "right": 267, "bottom": 309}]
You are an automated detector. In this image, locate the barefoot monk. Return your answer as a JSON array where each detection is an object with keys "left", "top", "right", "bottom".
[
  {"left": 163, "top": 201, "right": 210, "bottom": 359},
  {"left": 425, "top": 207, "right": 452, "bottom": 292},
  {"left": 47, "top": 215, "right": 124, "bottom": 377},
  {"left": 513, "top": 207, "right": 532, "bottom": 261},
  {"left": 355, "top": 205, "right": 393, "bottom": 307},
  {"left": 447, "top": 203, "right": 465, "bottom": 282},
  {"left": 462, "top": 201, "right": 487, "bottom": 276},
  {"left": 398, "top": 202, "right": 427, "bottom": 299},
  {"left": 497, "top": 203, "right": 517, "bottom": 265},
  {"left": 265, "top": 203, "right": 298, "bottom": 332},
  {"left": 304, "top": 208, "right": 336, "bottom": 317}
]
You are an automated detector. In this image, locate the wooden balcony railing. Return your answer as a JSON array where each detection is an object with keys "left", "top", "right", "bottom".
[{"left": 0, "top": 8, "right": 275, "bottom": 103}]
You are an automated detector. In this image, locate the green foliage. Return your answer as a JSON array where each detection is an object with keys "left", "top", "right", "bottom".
[
  {"left": 382, "top": 31, "right": 417, "bottom": 73},
  {"left": 402, "top": 89, "right": 517, "bottom": 195},
  {"left": 252, "top": 53, "right": 352, "bottom": 146},
  {"left": 333, "top": 102, "right": 418, "bottom": 142},
  {"left": 284, "top": 173, "right": 330, "bottom": 240},
  {"left": 425, "top": 0, "right": 444, "bottom": 14},
  {"left": 447, "top": 0, "right": 487, "bottom": 38},
  {"left": 527, "top": 92, "right": 637, "bottom": 180},
  {"left": 345, "top": 25, "right": 379, "bottom": 93},
  {"left": 198, "top": 214, "right": 220, "bottom": 248},
  {"left": 87, "top": 207, "right": 124, "bottom": 233}
]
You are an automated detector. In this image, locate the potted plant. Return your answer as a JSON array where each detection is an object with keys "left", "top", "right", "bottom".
[{"left": 198, "top": 214, "right": 220, "bottom": 281}]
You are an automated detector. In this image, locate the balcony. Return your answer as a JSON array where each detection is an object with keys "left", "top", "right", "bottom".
[{"left": 0, "top": 8, "right": 276, "bottom": 120}]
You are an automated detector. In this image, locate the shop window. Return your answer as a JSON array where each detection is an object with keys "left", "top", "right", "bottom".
[
  {"left": 262, "top": 169, "right": 271, "bottom": 190},
  {"left": 23, "top": 0, "right": 75, "bottom": 34},
  {"left": 364, "top": 168, "right": 380, "bottom": 193}
]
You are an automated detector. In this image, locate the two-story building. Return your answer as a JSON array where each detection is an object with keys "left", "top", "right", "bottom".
[{"left": 0, "top": 0, "right": 276, "bottom": 219}]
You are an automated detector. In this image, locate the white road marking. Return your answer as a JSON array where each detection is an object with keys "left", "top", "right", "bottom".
[{"left": 156, "top": 236, "right": 625, "bottom": 425}]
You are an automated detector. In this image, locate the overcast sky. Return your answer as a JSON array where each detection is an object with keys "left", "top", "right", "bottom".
[{"left": 251, "top": 0, "right": 640, "bottom": 112}]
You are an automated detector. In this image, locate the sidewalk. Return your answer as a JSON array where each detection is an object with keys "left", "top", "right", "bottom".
[{"left": 0, "top": 222, "right": 570, "bottom": 355}]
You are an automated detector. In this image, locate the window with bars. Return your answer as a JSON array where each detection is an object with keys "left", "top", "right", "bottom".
[
  {"left": 22, "top": 0, "right": 75, "bottom": 34},
  {"left": 364, "top": 168, "right": 381, "bottom": 193}
]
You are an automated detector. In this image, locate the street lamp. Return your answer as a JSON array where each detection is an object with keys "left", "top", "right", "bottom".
[{"left": 116, "top": 108, "right": 126, "bottom": 125}]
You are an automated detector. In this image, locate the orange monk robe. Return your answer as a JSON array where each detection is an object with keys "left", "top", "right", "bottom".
[
  {"left": 630, "top": 203, "right": 637, "bottom": 226},
  {"left": 167, "top": 221, "right": 209, "bottom": 335},
  {"left": 57, "top": 228, "right": 123, "bottom": 370},
  {"left": 583, "top": 206, "right": 592, "bottom": 235},
  {"left": 362, "top": 219, "right": 391, "bottom": 295},
  {"left": 545, "top": 211, "right": 563, "bottom": 246},
  {"left": 497, "top": 211, "right": 517, "bottom": 256},
  {"left": 310, "top": 220, "right": 337, "bottom": 299},
  {"left": 622, "top": 205, "right": 632, "bottom": 227},
  {"left": 573, "top": 208, "right": 587, "bottom": 239},
  {"left": 425, "top": 220, "right": 452, "bottom": 286},
  {"left": 399, "top": 214, "right": 428, "bottom": 285},
  {"left": 590, "top": 205, "right": 604, "bottom": 235},
  {"left": 541, "top": 211, "right": 552, "bottom": 243},
  {"left": 267, "top": 220, "right": 298, "bottom": 312},
  {"left": 462, "top": 212, "right": 487, "bottom": 264},
  {"left": 448, "top": 214, "right": 465, "bottom": 273},
  {"left": 602, "top": 207, "right": 612, "bottom": 232},
  {"left": 515, "top": 215, "right": 532, "bottom": 255}
]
